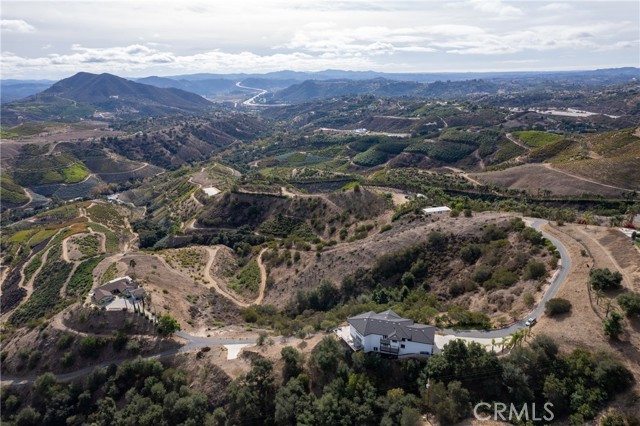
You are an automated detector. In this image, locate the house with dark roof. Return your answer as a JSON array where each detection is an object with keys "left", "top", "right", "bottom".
[{"left": 346, "top": 310, "right": 435, "bottom": 357}]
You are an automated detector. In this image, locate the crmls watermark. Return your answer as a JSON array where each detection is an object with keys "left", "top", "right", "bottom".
[{"left": 473, "top": 402, "right": 554, "bottom": 422}]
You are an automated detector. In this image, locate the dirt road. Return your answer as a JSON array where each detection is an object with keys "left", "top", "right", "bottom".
[{"left": 202, "top": 247, "right": 268, "bottom": 307}]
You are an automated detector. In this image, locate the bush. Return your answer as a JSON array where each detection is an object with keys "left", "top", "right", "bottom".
[
  {"left": 79, "top": 336, "right": 106, "bottom": 358},
  {"left": 460, "top": 244, "right": 482, "bottom": 264},
  {"left": 545, "top": 298, "right": 572, "bottom": 316},
  {"left": 56, "top": 334, "right": 74, "bottom": 350},
  {"left": 471, "top": 265, "right": 492, "bottom": 283},
  {"left": 617, "top": 292, "right": 640, "bottom": 316},
  {"left": 482, "top": 225, "right": 507, "bottom": 243},
  {"left": 484, "top": 268, "right": 518, "bottom": 290},
  {"left": 590, "top": 268, "right": 623, "bottom": 291},
  {"left": 157, "top": 314, "right": 181, "bottom": 336},
  {"left": 524, "top": 262, "right": 546, "bottom": 280}
]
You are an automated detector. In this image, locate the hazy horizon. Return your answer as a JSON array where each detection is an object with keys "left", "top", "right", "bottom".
[{"left": 2, "top": 0, "right": 639, "bottom": 80}]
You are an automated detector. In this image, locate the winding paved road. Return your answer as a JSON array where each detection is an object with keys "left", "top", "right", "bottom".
[
  {"left": 1, "top": 218, "right": 572, "bottom": 385},
  {"left": 439, "top": 218, "right": 571, "bottom": 338}
]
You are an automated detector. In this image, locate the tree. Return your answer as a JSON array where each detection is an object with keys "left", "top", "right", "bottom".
[
  {"left": 589, "top": 268, "right": 623, "bottom": 291},
  {"left": 545, "top": 298, "right": 572, "bottom": 316},
  {"left": 14, "top": 406, "right": 41, "bottom": 426},
  {"left": 422, "top": 380, "right": 470, "bottom": 425},
  {"left": 281, "top": 346, "right": 304, "bottom": 381},
  {"left": 617, "top": 291, "right": 640, "bottom": 316},
  {"left": 129, "top": 259, "right": 137, "bottom": 277},
  {"left": 157, "top": 313, "right": 180, "bottom": 336},
  {"left": 274, "top": 377, "right": 313, "bottom": 425},
  {"left": 604, "top": 311, "right": 624, "bottom": 339},
  {"left": 227, "top": 359, "right": 276, "bottom": 424}
]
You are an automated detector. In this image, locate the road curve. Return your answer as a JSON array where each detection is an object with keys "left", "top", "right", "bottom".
[{"left": 438, "top": 218, "right": 572, "bottom": 338}]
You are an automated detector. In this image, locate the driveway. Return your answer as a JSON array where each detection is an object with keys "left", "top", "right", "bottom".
[{"left": 438, "top": 218, "right": 571, "bottom": 339}]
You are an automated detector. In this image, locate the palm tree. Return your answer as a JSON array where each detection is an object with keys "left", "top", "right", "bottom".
[{"left": 129, "top": 259, "right": 137, "bottom": 278}]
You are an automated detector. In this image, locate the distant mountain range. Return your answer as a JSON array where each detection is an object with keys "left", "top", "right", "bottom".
[
  {"left": 1, "top": 68, "right": 638, "bottom": 120},
  {"left": 4, "top": 67, "right": 637, "bottom": 104},
  {"left": 1, "top": 79, "right": 55, "bottom": 103},
  {"left": 1, "top": 72, "right": 212, "bottom": 124}
]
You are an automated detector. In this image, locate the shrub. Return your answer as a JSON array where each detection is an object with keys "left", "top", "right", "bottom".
[
  {"left": 472, "top": 265, "right": 492, "bottom": 283},
  {"left": 157, "top": 313, "right": 181, "bottom": 336},
  {"left": 545, "top": 298, "right": 572, "bottom": 316},
  {"left": 79, "top": 336, "right": 106, "bottom": 358},
  {"left": 56, "top": 333, "right": 74, "bottom": 350},
  {"left": 482, "top": 225, "right": 507, "bottom": 243},
  {"left": 520, "top": 227, "right": 544, "bottom": 245},
  {"left": 604, "top": 312, "right": 624, "bottom": 338},
  {"left": 523, "top": 292, "right": 535, "bottom": 308},
  {"left": 484, "top": 268, "right": 518, "bottom": 290},
  {"left": 61, "top": 351, "right": 75, "bottom": 367},
  {"left": 524, "top": 262, "right": 546, "bottom": 280},
  {"left": 617, "top": 292, "right": 640, "bottom": 316},
  {"left": 460, "top": 244, "right": 482, "bottom": 264},
  {"left": 590, "top": 268, "right": 623, "bottom": 291}
]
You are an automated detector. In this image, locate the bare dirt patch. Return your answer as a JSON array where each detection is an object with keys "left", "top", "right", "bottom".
[
  {"left": 117, "top": 252, "right": 241, "bottom": 332},
  {"left": 472, "top": 163, "right": 624, "bottom": 197},
  {"left": 536, "top": 223, "right": 640, "bottom": 405}
]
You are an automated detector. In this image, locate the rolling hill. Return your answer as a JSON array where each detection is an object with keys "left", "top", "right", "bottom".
[{"left": 1, "top": 72, "right": 212, "bottom": 124}]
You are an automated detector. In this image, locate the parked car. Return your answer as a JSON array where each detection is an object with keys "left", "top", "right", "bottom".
[{"left": 525, "top": 317, "right": 537, "bottom": 327}]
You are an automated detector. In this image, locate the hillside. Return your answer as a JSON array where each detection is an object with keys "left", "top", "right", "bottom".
[
  {"left": 1, "top": 72, "right": 212, "bottom": 124},
  {"left": 270, "top": 78, "right": 501, "bottom": 104}
]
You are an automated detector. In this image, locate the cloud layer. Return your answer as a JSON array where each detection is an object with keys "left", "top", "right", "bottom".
[{"left": 1, "top": 0, "right": 638, "bottom": 79}]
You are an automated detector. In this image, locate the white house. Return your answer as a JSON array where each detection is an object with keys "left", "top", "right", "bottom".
[
  {"left": 346, "top": 310, "right": 435, "bottom": 357},
  {"left": 422, "top": 206, "right": 451, "bottom": 216}
]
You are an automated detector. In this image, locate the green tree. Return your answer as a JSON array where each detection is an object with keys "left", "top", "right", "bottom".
[
  {"left": 157, "top": 313, "right": 180, "bottom": 336},
  {"left": 604, "top": 311, "right": 624, "bottom": 339},
  {"left": 274, "top": 377, "right": 314, "bottom": 425},
  {"left": 14, "top": 406, "right": 41, "bottom": 426},
  {"left": 545, "top": 298, "right": 572, "bottom": 316},
  {"left": 590, "top": 268, "right": 623, "bottom": 291},
  {"left": 226, "top": 359, "right": 276, "bottom": 425},
  {"left": 423, "top": 380, "right": 470, "bottom": 425},
  {"left": 281, "top": 346, "right": 304, "bottom": 381},
  {"left": 617, "top": 291, "right": 640, "bottom": 316}
]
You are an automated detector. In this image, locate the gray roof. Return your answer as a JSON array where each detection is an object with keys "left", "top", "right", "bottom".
[
  {"left": 92, "top": 288, "right": 113, "bottom": 301},
  {"left": 348, "top": 310, "right": 435, "bottom": 345},
  {"left": 99, "top": 277, "right": 137, "bottom": 294}
]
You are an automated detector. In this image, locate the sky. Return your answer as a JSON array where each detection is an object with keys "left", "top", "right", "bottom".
[{"left": 1, "top": 0, "right": 639, "bottom": 80}]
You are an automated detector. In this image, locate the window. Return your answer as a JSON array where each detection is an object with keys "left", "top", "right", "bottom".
[
  {"left": 382, "top": 335, "right": 387, "bottom": 339},
  {"left": 374, "top": 347, "right": 378, "bottom": 351},
  {"left": 401, "top": 344, "right": 405, "bottom": 349}
]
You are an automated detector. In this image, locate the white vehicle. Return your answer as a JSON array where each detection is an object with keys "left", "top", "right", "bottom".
[{"left": 525, "top": 317, "right": 537, "bottom": 327}]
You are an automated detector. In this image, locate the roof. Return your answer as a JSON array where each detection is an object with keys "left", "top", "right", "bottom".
[
  {"left": 99, "top": 277, "right": 137, "bottom": 293},
  {"left": 348, "top": 310, "right": 435, "bottom": 345},
  {"left": 422, "top": 206, "right": 451, "bottom": 214},
  {"left": 92, "top": 288, "right": 113, "bottom": 301}
]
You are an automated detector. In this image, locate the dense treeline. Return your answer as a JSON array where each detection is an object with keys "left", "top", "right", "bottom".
[{"left": 3, "top": 336, "right": 632, "bottom": 426}]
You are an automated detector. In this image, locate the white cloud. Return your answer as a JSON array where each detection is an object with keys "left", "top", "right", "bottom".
[
  {"left": 1, "top": 19, "right": 35, "bottom": 33},
  {"left": 0, "top": 43, "right": 378, "bottom": 77},
  {"left": 539, "top": 3, "right": 573, "bottom": 12},
  {"left": 468, "top": 0, "right": 524, "bottom": 18}
]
